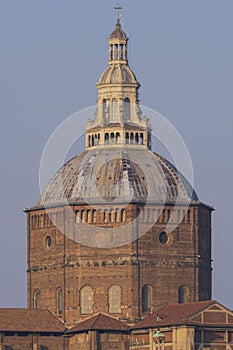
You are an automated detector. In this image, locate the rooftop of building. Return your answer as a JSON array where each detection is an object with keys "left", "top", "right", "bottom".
[
  {"left": 0, "top": 308, "right": 64, "bottom": 333},
  {"left": 132, "top": 300, "right": 233, "bottom": 330}
]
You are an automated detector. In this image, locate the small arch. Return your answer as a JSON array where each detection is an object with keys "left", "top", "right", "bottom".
[
  {"left": 123, "top": 97, "right": 131, "bottom": 121},
  {"left": 130, "top": 132, "right": 134, "bottom": 144},
  {"left": 178, "top": 285, "right": 190, "bottom": 304},
  {"left": 104, "top": 209, "right": 108, "bottom": 223},
  {"left": 116, "top": 132, "right": 120, "bottom": 144},
  {"left": 115, "top": 208, "right": 119, "bottom": 221},
  {"left": 110, "top": 132, "right": 115, "bottom": 143},
  {"left": 33, "top": 290, "right": 40, "bottom": 310},
  {"left": 87, "top": 210, "right": 91, "bottom": 223},
  {"left": 120, "top": 209, "right": 126, "bottom": 221},
  {"left": 110, "top": 45, "right": 113, "bottom": 60},
  {"left": 91, "top": 135, "right": 94, "bottom": 147},
  {"left": 125, "top": 132, "right": 129, "bottom": 144},
  {"left": 108, "top": 285, "right": 121, "bottom": 314},
  {"left": 92, "top": 210, "right": 97, "bottom": 223},
  {"left": 80, "top": 286, "right": 93, "bottom": 315},
  {"left": 94, "top": 134, "right": 98, "bottom": 146},
  {"left": 105, "top": 133, "right": 109, "bottom": 144},
  {"left": 114, "top": 44, "right": 118, "bottom": 59},
  {"left": 120, "top": 44, "right": 124, "bottom": 59},
  {"left": 57, "top": 288, "right": 63, "bottom": 315},
  {"left": 140, "top": 133, "right": 144, "bottom": 145},
  {"left": 45, "top": 235, "right": 52, "bottom": 249},
  {"left": 80, "top": 210, "right": 85, "bottom": 223},
  {"left": 109, "top": 209, "right": 114, "bottom": 222},
  {"left": 167, "top": 209, "right": 171, "bottom": 221},
  {"left": 142, "top": 285, "right": 153, "bottom": 313},
  {"left": 135, "top": 133, "right": 139, "bottom": 144},
  {"left": 162, "top": 209, "right": 166, "bottom": 223},
  {"left": 88, "top": 135, "right": 91, "bottom": 147}
]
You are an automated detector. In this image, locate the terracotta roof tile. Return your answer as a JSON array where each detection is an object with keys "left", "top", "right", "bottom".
[
  {"left": 0, "top": 309, "right": 64, "bottom": 332},
  {"left": 69, "top": 313, "right": 129, "bottom": 333},
  {"left": 132, "top": 301, "right": 215, "bottom": 329}
]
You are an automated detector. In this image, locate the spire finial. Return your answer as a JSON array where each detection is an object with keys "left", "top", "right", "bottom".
[{"left": 114, "top": 3, "right": 122, "bottom": 22}]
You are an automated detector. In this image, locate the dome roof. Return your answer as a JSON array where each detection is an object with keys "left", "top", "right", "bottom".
[
  {"left": 98, "top": 65, "right": 137, "bottom": 85},
  {"left": 110, "top": 20, "right": 127, "bottom": 39},
  {"left": 38, "top": 148, "right": 198, "bottom": 207}
]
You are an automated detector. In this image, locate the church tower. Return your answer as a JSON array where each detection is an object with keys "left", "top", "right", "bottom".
[
  {"left": 85, "top": 17, "right": 151, "bottom": 150},
  {"left": 25, "top": 12, "right": 212, "bottom": 326}
]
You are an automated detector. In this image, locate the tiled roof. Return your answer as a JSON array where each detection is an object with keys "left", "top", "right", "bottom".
[
  {"left": 69, "top": 313, "right": 129, "bottom": 333},
  {"left": 132, "top": 301, "right": 215, "bottom": 329},
  {"left": 0, "top": 309, "right": 64, "bottom": 332}
]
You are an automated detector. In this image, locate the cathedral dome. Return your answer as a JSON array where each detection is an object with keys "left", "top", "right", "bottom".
[
  {"left": 38, "top": 148, "right": 198, "bottom": 207},
  {"left": 98, "top": 65, "right": 137, "bottom": 85}
]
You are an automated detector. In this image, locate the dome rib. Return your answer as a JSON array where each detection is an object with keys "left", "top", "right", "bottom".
[{"left": 38, "top": 149, "right": 198, "bottom": 207}]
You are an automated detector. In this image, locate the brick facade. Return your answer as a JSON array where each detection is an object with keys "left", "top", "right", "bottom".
[{"left": 26, "top": 203, "right": 212, "bottom": 326}]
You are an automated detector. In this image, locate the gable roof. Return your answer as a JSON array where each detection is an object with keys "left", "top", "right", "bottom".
[
  {"left": 132, "top": 300, "right": 218, "bottom": 329},
  {"left": 69, "top": 313, "right": 129, "bottom": 333},
  {"left": 0, "top": 309, "right": 64, "bottom": 333}
]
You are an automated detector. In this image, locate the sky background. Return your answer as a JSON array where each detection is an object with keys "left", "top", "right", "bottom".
[{"left": 0, "top": 0, "right": 232, "bottom": 308}]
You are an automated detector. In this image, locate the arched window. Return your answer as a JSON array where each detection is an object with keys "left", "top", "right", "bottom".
[
  {"left": 125, "top": 132, "right": 129, "bottom": 144},
  {"left": 80, "top": 210, "right": 85, "bottom": 222},
  {"left": 114, "top": 44, "right": 118, "bottom": 59},
  {"left": 140, "top": 133, "right": 144, "bottom": 145},
  {"left": 94, "top": 134, "right": 98, "bottom": 146},
  {"left": 116, "top": 132, "right": 120, "bottom": 143},
  {"left": 45, "top": 235, "right": 52, "bottom": 248},
  {"left": 104, "top": 209, "right": 108, "bottom": 222},
  {"left": 115, "top": 208, "right": 119, "bottom": 221},
  {"left": 178, "top": 285, "right": 190, "bottom": 304},
  {"left": 130, "top": 132, "right": 134, "bottom": 144},
  {"left": 142, "top": 285, "right": 153, "bottom": 313},
  {"left": 112, "top": 99, "right": 118, "bottom": 120},
  {"left": 88, "top": 135, "right": 91, "bottom": 147},
  {"left": 108, "top": 285, "right": 121, "bottom": 313},
  {"left": 57, "top": 288, "right": 63, "bottom": 315},
  {"left": 120, "top": 44, "right": 124, "bottom": 59},
  {"left": 135, "top": 133, "right": 139, "bottom": 144},
  {"left": 110, "top": 132, "right": 115, "bottom": 143},
  {"left": 86, "top": 210, "right": 91, "bottom": 223},
  {"left": 92, "top": 210, "right": 97, "bottom": 223},
  {"left": 80, "top": 286, "right": 93, "bottom": 315},
  {"left": 109, "top": 209, "right": 114, "bottom": 222},
  {"left": 120, "top": 209, "right": 126, "bottom": 221},
  {"left": 33, "top": 290, "right": 40, "bottom": 310},
  {"left": 105, "top": 133, "right": 109, "bottom": 144},
  {"left": 123, "top": 98, "right": 131, "bottom": 120}
]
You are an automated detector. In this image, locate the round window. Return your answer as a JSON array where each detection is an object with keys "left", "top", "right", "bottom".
[{"left": 159, "top": 231, "right": 168, "bottom": 245}]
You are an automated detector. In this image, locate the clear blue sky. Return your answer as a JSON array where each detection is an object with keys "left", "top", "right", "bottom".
[{"left": 0, "top": 1, "right": 232, "bottom": 308}]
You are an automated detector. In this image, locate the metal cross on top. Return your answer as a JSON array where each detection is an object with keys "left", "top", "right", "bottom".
[{"left": 114, "top": 3, "right": 122, "bottom": 21}]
